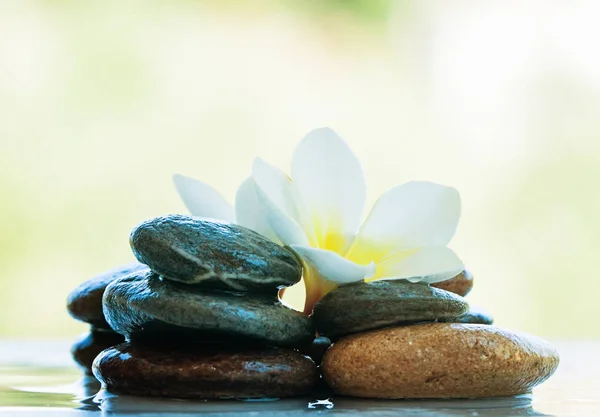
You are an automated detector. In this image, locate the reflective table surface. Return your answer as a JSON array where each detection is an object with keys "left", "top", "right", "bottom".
[{"left": 0, "top": 341, "right": 597, "bottom": 416}]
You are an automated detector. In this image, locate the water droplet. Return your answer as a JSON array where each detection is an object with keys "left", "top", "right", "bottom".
[{"left": 308, "top": 398, "right": 334, "bottom": 409}]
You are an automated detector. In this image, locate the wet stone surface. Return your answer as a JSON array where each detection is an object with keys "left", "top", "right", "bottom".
[
  {"left": 66, "top": 262, "right": 147, "bottom": 329},
  {"left": 92, "top": 342, "right": 319, "bottom": 399},
  {"left": 71, "top": 329, "right": 125, "bottom": 375},
  {"left": 312, "top": 280, "right": 468, "bottom": 339},
  {"left": 102, "top": 269, "right": 315, "bottom": 348},
  {"left": 302, "top": 336, "right": 332, "bottom": 366},
  {"left": 129, "top": 215, "right": 302, "bottom": 292}
]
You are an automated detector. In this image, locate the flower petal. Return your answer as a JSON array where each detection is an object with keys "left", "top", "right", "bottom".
[
  {"left": 173, "top": 174, "right": 235, "bottom": 222},
  {"left": 291, "top": 128, "right": 366, "bottom": 254},
  {"left": 371, "top": 246, "right": 464, "bottom": 284},
  {"left": 252, "top": 158, "right": 311, "bottom": 246},
  {"left": 346, "top": 181, "right": 461, "bottom": 265},
  {"left": 290, "top": 244, "right": 375, "bottom": 284},
  {"left": 253, "top": 180, "right": 310, "bottom": 246},
  {"left": 234, "top": 178, "right": 280, "bottom": 244}
]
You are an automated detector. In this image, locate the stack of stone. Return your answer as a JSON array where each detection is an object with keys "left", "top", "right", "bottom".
[
  {"left": 313, "top": 275, "right": 560, "bottom": 398},
  {"left": 68, "top": 214, "right": 319, "bottom": 399}
]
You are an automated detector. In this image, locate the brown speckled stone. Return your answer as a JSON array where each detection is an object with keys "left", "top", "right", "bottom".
[
  {"left": 67, "top": 262, "right": 147, "bottom": 328},
  {"left": 322, "top": 323, "right": 559, "bottom": 399},
  {"left": 71, "top": 329, "right": 125, "bottom": 375},
  {"left": 93, "top": 342, "right": 319, "bottom": 399},
  {"left": 312, "top": 281, "right": 468, "bottom": 339},
  {"left": 432, "top": 269, "right": 474, "bottom": 297}
]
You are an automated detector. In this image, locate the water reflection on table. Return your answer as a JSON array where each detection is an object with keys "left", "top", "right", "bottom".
[{"left": 0, "top": 341, "right": 598, "bottom": 416}]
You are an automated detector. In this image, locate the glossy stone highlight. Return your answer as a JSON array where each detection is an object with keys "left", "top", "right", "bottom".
[
  {"left": 103, "top": 269, "right": 315, "bottom": 348},
  {"left": 93, "top": 342, "right": 319, "bottom": 399},
  {"left": 129, "top": 215, "right": 302, "bottom": 292},
  {"left": 312, "top": 280, "right": 468, "bottom": 338},
  {"left": 67, "top": 262, "right": 147, "bottom": 328},
  {"left": 303, "top": 336, "right": 332, "bottom": 366},
  {"left": 71, "top": 330, "right": 125, "bottom": 374}
]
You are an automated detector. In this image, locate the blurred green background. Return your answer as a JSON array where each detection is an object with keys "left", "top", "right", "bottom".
[{"left": 1, "top": 0, "right": 598, "bottom": 339}]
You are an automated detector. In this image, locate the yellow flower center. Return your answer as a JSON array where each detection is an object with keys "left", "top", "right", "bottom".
[{"left": 282, "top": 225, "right": 419, "bottom": 315}]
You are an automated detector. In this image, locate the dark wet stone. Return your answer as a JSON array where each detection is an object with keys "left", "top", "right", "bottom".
[
  {"left": 67, "top": 262, "right": 147, "bottom": 328},
  {"left": 103, "top": 269, "right": 315, "bottom": 348},
  {"left": 71, "top": 329, "right": 125, "bottom": 375},
  {"left": 129, "top": 215, "right": 302, "bottom": 292},
  {"left": 302, "top": 336, "right": 332, "bottom": 366},
  {"left": 92, "top": 342, "right": 319, "bottom": 399},
  {"left": 442, "top": 306, "right": 494, "bottom": 325},
  {"left": 312, "top": 280, "right": 469, "bottom": 339},
  {"left": 431, "top": 269, "right": 474, "bottom": 297}
]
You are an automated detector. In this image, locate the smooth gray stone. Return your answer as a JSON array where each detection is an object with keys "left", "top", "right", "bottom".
[
  {"left": 312, "top": 280, "right": 469, "bottom": 339},
  {"left": 442, "top": 306, "right": 494, "bottom": 325},
  {"left": 130, "top": 215, "right": 302, "bottom": 292},
  {"left": 103, "top": 269, "right": 315, "bottom": 348},
  {"left": 67, "top": 262, "right": 148, "bottom": 328}
]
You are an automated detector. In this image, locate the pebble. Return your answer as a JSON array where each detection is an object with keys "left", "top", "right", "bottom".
[
  {"left": 103, "top": 269, "right": 315, "bottom": 348},
  {"left": 431, "top": 269, "right": 473, "bottom": 297},
  {"left": 443, "top": 306, "right": 494, "bottom": 325},
  {"left": 303, "top": 336, "right": 332, "bottom": 366},
  {"left": 129, "top": 215, "right": 302, "bottom": 292},
  {"left": 322, "top": 323, "right": 559, "bottom": 398},
  {"left": 93, "top": 342, "right": 319, "bottom": 399},
  {"left": 71, "top": 329, "right": 125, "bottom": 374},
  {"left": 312, "top": 280, "right": 468, "bottom": 338},
  {"left": 67, "top": 262, "right": 147, "bottom": 328}
]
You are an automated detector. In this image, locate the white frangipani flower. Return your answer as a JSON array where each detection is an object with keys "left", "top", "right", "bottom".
[{"left": 174, "top": 128, "right": 464, "bottom": 315}]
